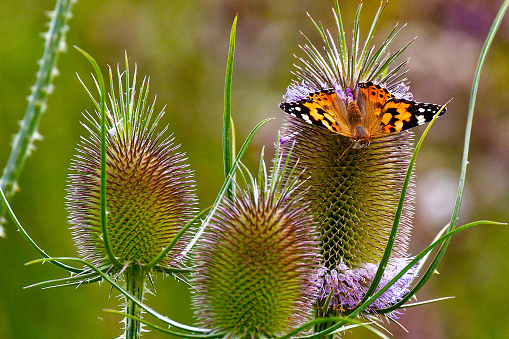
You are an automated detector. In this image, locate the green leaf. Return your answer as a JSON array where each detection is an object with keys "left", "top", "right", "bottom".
[
  {"left": 103, "top": 309, "right": 222, "bottom": 338},
  {"left": 223, "top": 15, "right": 237, "bottom": 198},
  {"left": 74, "top": 46, "right": 121, "bottom": 268},
  {"left": 302, "top": 220, "right": 504, "bottom": 335},
  {"left": 360, "top": 103, "right": 448, "bottom": 308},
  {"left": 399, "top": 296, "right": 455, "bottom": 309},
  {"left": 142, "top": 206, "right": 212, "bottom": 269},
  {"left": 279, "top": 316, "right": 390, "bottom": 339},
  {"left": 452, "top": 0, "right": 509, "bottom": 229},
  {"left": 24, "top": 273, "right": 103, "bottom": 289}
]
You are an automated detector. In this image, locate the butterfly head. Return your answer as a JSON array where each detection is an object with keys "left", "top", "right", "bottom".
[{"left": 352, "top": 126, "right": 371, "bottom": 147}]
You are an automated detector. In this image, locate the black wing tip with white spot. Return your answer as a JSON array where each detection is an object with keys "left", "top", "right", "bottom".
[
  {"left": 408, "top": 102, "right": 447, "bottom": 129},
  {"left": 416, "top": 102, "right": 446, "bottom": 119},
  {"left": 279, "top": 101, "right": 299, "bottom": 114}
]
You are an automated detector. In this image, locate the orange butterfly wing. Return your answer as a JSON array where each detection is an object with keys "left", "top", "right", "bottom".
[
  {"left": 279, "top": 89, "right": 351, "bottom": 137},
  {"left": 280, "top": 82, "right": 446, "bottom": 142},
  {"left": 378, "top": 99, "right": 446, "bottom": 134}
]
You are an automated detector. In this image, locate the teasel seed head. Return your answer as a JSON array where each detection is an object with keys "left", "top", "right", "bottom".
[
  {"left": 280, "top": 2, "right": 418, "bottom": 317},
  {"left": 191, "top": 151, "right": 319, "bottom": 338},
  {"left": 282, "top": 121, "right": 415, "bottom": 269},
  {"left": 66, "top": 64, "right": 198, "bottom": 270}
]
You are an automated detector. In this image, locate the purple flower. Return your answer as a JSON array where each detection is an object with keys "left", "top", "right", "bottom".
[{"left": 315, "top": 258, "right": 418, "bottom": 320}]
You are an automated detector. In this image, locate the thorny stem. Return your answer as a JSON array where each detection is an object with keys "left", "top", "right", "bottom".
[
  {"left": 0, "top": 0, "right": 77, "bottom": 232},
  {"left": 124, "top": 266, "right": 146, "bottom": 339}
]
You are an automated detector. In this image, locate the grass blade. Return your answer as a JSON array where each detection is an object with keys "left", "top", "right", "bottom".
[{"left": 223, "top": 16, "right": 237, "bottom": 198}]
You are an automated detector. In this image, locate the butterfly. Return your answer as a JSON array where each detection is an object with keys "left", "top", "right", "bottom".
[{"left": 279, "top": 81, "right": 446, "bottom": 146}]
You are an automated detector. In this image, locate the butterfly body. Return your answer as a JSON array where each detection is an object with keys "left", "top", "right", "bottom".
[{"left": 279, "top": 81, "right": 446, "bottom": 146}]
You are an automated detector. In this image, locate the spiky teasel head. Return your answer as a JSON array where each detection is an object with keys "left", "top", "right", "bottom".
[
  {"left": 66, "top": 60, "right": 198, "bottom": 272},
  {"left": 191, "top": 149, "right": 319, "bottom": 338},
  {"left": 280, "top": 2, "right": 418, "bottom": 317},
  {"left": 282, "top": 122, "right": 414, "bottom": 269}
]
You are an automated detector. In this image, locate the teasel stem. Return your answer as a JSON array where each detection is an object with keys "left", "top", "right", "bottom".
[
  {"left": 124, "top": 266, "right": 145, "bottom": 339},
  {"left": 0, "top": 0, "right": 77, "bottom": 235}
]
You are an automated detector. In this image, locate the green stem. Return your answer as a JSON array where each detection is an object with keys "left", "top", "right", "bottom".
[
  {"left": 124, "top": 266, "right": 146, "bottom": 339},
  {"left": 0, "top": 0, "right": 76, "bottom": 231},
  {"left": 314, "top": 290, "right": 335, "bottom": 338},
  {"left": 314, "top": 317, "right": 334, "bottom": 339}
]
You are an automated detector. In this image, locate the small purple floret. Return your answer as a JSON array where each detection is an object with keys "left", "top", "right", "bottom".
[
  {"left": 388, "top": 81, "right": 413, "bottom": 101},
  {"left": 314, "top": 258, "right": 418, "bottom": 320},
  {"left": 280, "top": 135, "right": 291, "bottom": 145},
  {"left": 345, "top": 87, "right": 354, "bottom": 102},
  {"left": 282, "top": 81, "right": 348, "bottom": 103},
  {"left": 283, "top": 81, "right": 316, "bottom": 101}
]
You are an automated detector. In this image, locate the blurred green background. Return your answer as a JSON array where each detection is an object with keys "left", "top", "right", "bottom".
[{"left": 1, "top": 0, "right": 508, "bottom": 338}]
